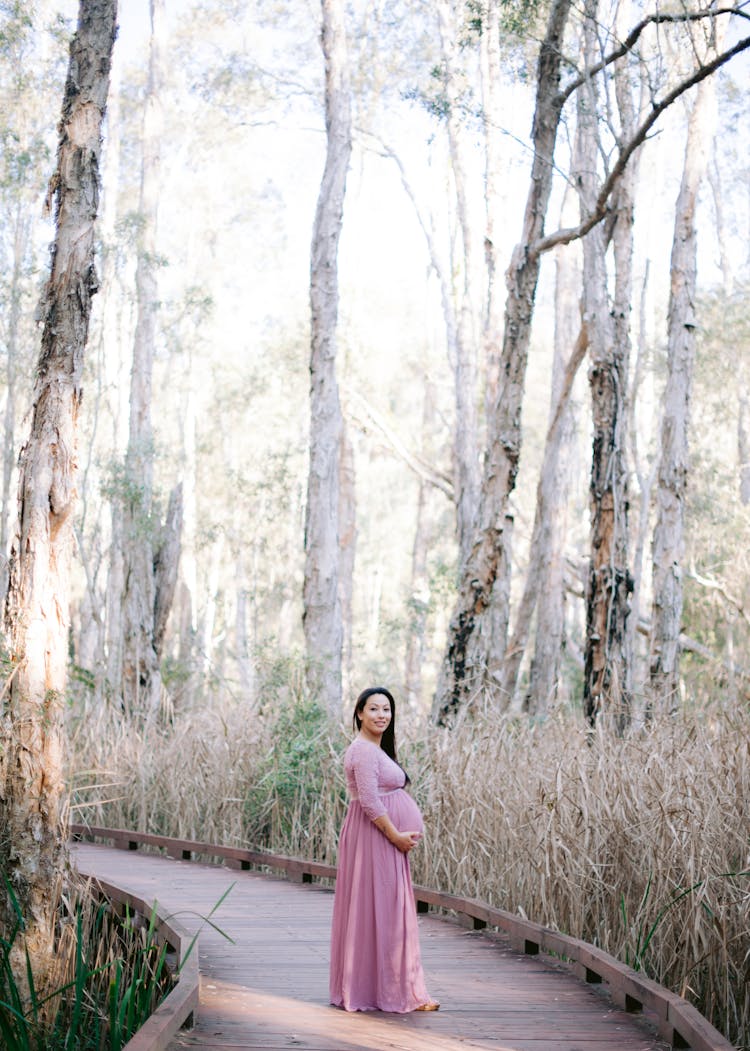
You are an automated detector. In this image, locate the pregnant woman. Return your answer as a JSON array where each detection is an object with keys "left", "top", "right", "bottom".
[{"left": 329, "top": 686, "right": 439, "bottom": 1013}]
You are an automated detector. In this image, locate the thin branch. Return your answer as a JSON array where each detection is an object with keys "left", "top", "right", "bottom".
[
  {"left": 558, "top": 5, "right": 750, "bottom": 108},
  {"left": 688, "top": 568, "right": 750, "bottom": 628},
  {"left": 343, "top": 386, "right": 455, "bottom": 500},
  {"left": 534, "top": 32, "right": 750, "bottom": 256}
]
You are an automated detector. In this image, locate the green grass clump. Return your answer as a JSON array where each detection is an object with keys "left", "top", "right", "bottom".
[{"left": 0, "top": 879, "right": 174, "bottom": 1051}]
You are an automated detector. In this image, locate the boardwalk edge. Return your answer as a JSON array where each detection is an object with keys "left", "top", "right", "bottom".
[
  {"left": 74, "top": 862, "right": 200, "bottom": 1051},
  {"left": 70, "top": 823, "right": 737, "bottom": 1051}
]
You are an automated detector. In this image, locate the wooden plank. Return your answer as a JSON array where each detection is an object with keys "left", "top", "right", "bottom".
[{"left": 72, "top": 843, "right": 675, "bottom": 1051}]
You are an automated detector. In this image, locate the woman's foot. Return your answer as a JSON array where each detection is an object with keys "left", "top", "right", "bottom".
[{"left": 416, "top": 1001, "right": 440, "bottom": 1011}]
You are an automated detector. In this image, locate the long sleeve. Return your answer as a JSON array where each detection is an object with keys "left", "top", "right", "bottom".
[{"left": 349, "top": 744, "right": 387, "bottom": 821}]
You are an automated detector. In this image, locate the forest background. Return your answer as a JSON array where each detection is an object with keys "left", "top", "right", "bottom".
[{"left": 0, "top": 0, "right": 749, "bottom": 1046}]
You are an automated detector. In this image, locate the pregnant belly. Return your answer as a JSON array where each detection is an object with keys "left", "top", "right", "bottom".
[{"left": 384, "top": 788, "right": 424, "bottom": 834}]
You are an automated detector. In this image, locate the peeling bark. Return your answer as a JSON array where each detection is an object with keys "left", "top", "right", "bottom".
[
  {"left": 738, "top": 395, "right": 750, "bottom": 506},
  {"left": 153, "top": 482, "right": 183, "bottom": 657},
  {"left": 0, "top": 0, "right": 116, "bottom": 991},
  {"left": 480, "top": 0, "right": 503, "bottom": 423},
  {"left": 578, "top": 0, "right": 637, "bottom": 730},
  {"left": 405, "top": 379, "right": 437, "bottom": 712}
]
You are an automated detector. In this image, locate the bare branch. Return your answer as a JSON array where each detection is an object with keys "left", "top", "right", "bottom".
[
  {"left": 558, "top": 5, "right": 750, "bottom": 109},
  {"left": 534, "top": 32, "right": 750, "bottom": 256},
  {"left": 688, "top": 567, "right": 750, "bottom": 628},
  {"left": 343, "top": 386, "right": 455, "bottom": 500}
]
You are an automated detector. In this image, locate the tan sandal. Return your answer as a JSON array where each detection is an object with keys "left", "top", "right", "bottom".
[{"left": 416, "top": 1001, "right": 440, "bottom": 1011}]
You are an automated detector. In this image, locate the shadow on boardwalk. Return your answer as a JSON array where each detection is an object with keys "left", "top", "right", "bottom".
[{"left": 73, "top": 843, "right": 669, "bottom": 1051}]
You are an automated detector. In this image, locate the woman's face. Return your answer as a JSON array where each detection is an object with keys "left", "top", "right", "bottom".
[{"left": 358, "top": 694, "right": 392, "bottom": 738}]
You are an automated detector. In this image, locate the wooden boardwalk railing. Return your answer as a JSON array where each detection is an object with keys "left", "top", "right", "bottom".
[
  {"left": 70, "top": 824, "right": 736, "bottom": 1051},
  {"left": 81, "top": 874, "right": 200, "bottom": 1051}
]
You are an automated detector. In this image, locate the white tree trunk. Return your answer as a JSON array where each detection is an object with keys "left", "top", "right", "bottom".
[
  {"left": 0, "top": 0, "right": 116, "bottom": 989},
  {"left": 436, "top": 0, "right": 480, "bottom": 569},
  {"left": 739, "top": 395, "right": 750, "bottom": 505},
  {"left": 480, "top": 0, "right": 503, "bottom": 422},
  {"left": 404, "top": 379, "right": 436, "bottom": 712},
  {"left": 526, "top": 200, "right": 583, "bottom": 713},
  {"left": 0, "top": 204, "right": 28, "bottom": 597},
  {"left": 338, "top": 423, "right": 356, "bottom": 703},
  {"left": 120, "top": 0, "right": 166, "bottom": 719},
  {"left": 648, "top": 71, "right": 716, "bottom": 711},
  {"left": 303, "top": 0, "right": 351, "bottom": 716}
]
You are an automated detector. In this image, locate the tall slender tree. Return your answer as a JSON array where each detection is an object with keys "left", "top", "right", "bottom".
[
  {"left": 115, "top": 0, "right": 183, "bottom": 719},
  {"left": 579, "top": 0, "right": 638, "bottom": 729},
  {"left": 304, "top": 0, "right": 352, "bottom": 715},
  {"left": 649, "top": 58, "right": 719, "bottom": 712},
  {"left": 0, "top": 0, "right": 117, "bottom": 990},
  {"left": 436, "top": 0, "right": 480, "bottom": 570}
]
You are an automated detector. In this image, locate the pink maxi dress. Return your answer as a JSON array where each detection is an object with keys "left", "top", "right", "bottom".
[{"left": 329, "top": 737, "right": 431, "bottom": 1012}]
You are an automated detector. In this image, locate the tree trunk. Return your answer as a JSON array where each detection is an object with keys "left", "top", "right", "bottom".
[
  {"left": 176, "top": 345, "right": 198, "bottom": 688},
  {"left": 303, "top": 0, "right": 351, "bottom": 716},
  {"left": 501, "top": 325, "right": 586, "bottom": 711},
  {"left": 0, "top": 0, "right": 116, "bottom": 990},
  {"left": 404, "top": 378, "right": 436, "bottom": 712},
  {"left": 706, "top": 142, "right": 733, "bottom": 296},
  {"left": 627, "top": 263, "right": 659, "bottom": 691},
  {"left": 0, "top": 203, "right": 29, "bottom": 598},
  {"left": 480, "top": 0, "right": 503, "bottom": 422},
  {"left": 433, "top": 0, "right": 572, "bottom": 724},
  {"left": 338, "top": 422, "right": 356, "bottom": 703},
  {"left": 648, "top": 73, "right": 716, "bottom": 712},
  {"left": 577, "top": 0, "right": 637, "bottom": 730},
  {"left": 436, "top": 0, "right": 480, "bottom": 569},
  {"left": 525, "top": 200, "right": 584, "bottom": 714},
  {"left": 739, "top": 395, "right": 750, "bottom": 505},
  {"left": 153, "top": 482, "right": 183, "bottom": 657},
  {"left": 120, "top": 0, "right": 168, "bottom": 719},
  {"left": 499, "top": 182, "right": 583, "bottom": 711}
]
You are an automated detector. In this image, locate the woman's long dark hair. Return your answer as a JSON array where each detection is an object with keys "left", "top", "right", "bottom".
[{"left": 353, "top": 686, "right": 410, "bottom": 785}]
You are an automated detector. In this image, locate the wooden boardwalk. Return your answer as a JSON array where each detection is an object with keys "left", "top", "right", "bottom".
[{"left": 73, "top": 843, "right": 670, "bottom": 1051}]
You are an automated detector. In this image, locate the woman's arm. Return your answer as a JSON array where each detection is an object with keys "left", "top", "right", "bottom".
[
  {"left": 350, "top": 745, "right": 420, "bottom": 853},
  {"left": 373, "top": 814, "right": 421, "bottom": 853}
]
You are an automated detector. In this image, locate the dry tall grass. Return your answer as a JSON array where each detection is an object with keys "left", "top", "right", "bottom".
[{"left": 67, "top": 696, "right": 749, "bottom": 1049}]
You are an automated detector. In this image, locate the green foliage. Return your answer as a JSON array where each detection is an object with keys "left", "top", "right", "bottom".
[
  {"left": 0, "top": 881, "right": 174, "bottom": 1051},
  {"left": 462, "top": 0, "right": 545, "bottom": 44},
  {"left": 243, "top": 691, "right": 347, "bottom": 855},
  {"left": 99, "top": 457, "right": 166, "bottom": 542}
]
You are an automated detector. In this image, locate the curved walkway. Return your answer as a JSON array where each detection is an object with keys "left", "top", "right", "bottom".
[{"left": 73, "top": 842, "right": 671, "bottom": 1051}]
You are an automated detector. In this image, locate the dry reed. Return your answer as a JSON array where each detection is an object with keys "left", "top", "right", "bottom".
[{"left": 67, "top": 696, "right": 749, "bottom": 1049}]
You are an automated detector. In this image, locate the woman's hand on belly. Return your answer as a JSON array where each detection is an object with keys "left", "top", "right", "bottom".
[{"left": 373, "top": 813, "right": 422, "bottom": 853}]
